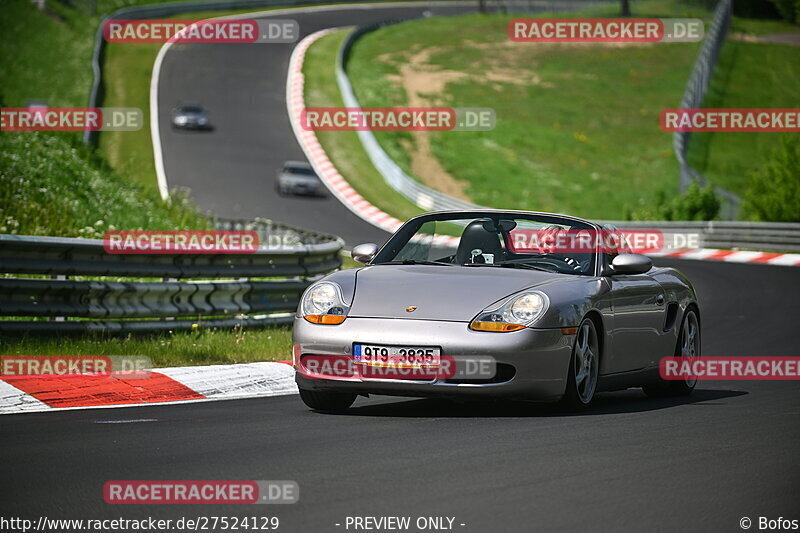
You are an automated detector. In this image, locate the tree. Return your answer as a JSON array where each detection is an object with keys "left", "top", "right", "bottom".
[
  {"left": 626, "top": 183, "right": 720, "bottom": 221},
  {"left": 743, "top": 136, "right": 800, "bottom": 222},
  {"left": 621, "top": 0, "right": 631, "bottom": 16}
]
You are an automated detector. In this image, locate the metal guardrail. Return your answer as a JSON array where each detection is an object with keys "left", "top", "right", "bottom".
[
  {"left": 0, "top": 219, "right": 343, "bottom": 333},
  {"left": 608, "top": 220, "right": 800, "bottom": 253},
  {"left": 673, "top": 0, "right": 740, "bottom": 220}
]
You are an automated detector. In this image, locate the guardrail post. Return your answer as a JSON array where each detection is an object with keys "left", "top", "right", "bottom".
[
  {"left": 163, "top": 277, "right": 178, "bottom": 321},
  {"left": 49, "top": 274, "right": 67, "bottom": 322}
]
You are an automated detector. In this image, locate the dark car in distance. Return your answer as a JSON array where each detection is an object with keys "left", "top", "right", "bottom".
[
  {"left": 171, "top": 103, "right": 210, "bottom": 130},
  {"left": 276, "top": 161, "right": 325, "bottom": 197}
]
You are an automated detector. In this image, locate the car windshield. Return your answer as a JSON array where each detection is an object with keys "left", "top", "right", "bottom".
[
  {"left": 178, "top": 105, "right": 203, "bottom": 114},
  {"left": 372, "top": 213, "right": 600, "bottom": 276},
  {"left": 285, "top": 165, "right": 316, "bottom": 176}
]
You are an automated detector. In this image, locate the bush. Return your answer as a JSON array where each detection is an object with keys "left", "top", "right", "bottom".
[
  {"left": 681, "top": 0, "right": 720, "bottom": 10},
  {"left": 666, "top": 182, "right": 721, "bottom": 220},
  {"left": 743, "top": 135, "right": 800, "bottom": 222},
  {"left": 769, "top": 0, "right": 798, "bottom": 22},
  {"left": 733, "top": 0, "right": 783, "bottom": 19},
  {"left": 627, "top": 182, "right": 721, "bottom": 221}
]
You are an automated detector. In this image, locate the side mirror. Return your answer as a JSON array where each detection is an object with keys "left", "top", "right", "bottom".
[
  {"left": 609, "top": 253, "right": 652, "bottom": 275},
  {"left": 351, "top": 243, "right": 379, "bottom": 264}
]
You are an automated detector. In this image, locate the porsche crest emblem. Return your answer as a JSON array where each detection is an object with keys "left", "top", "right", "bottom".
[{"left": 405, "top": 306, "right": 417, "bottom": 312}]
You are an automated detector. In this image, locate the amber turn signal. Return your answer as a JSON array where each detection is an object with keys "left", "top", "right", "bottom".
[
  {"left": 304, "top": 314, "right": 347, "bottom": 325},
  {"left": 469, "top": 321, "right": 525, "bottom": 332}
]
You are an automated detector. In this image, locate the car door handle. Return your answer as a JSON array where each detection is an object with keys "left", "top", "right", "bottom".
[{"left": 656, "top": 294, "right": 665, "bottom": 306}]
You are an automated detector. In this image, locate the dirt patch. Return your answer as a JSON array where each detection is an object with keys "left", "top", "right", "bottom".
[
  {"left": 730, "top": 32, "right": 800, "bottom": 46},
  {"left": 384, "top": 46, "right": 474, "bottom": 200},
  {"left": 377, "top": 40, "right": 652, "bottom": 199}
]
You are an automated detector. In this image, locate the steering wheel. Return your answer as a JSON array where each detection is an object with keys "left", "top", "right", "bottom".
[{"left": 516, "top": 256, "right": 582, "bottom": 272}]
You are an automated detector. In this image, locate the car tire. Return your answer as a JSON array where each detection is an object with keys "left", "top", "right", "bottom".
[
  {"left": 560, "top": 317, "right": 600, "bottom": 411},
  {"left": 299, "top": 388, "right": 357, "bottom": 413},
  {"left": 643, "top": 308, "right": 700, "bottom": 398}
]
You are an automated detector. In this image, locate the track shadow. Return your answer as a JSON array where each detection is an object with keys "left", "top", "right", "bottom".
[
  {"left": 170, "top": 125, "right": 215, "bottom": 133},
  {"left": 321, "top": 388, "right": 748, "bottom": 418},
  {"left": 277, "top": 192, "right": 329, "bottom": 201}
]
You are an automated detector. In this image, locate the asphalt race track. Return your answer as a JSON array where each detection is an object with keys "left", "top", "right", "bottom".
[
  {"left": 3, "top": 3, "right": 798, "bottom": 532},
  {"left": 157, "top": 3, "right": 480, "bottom": 246},
  {"left": 3, "top": 259, "right": 798, "bottom": 531}
]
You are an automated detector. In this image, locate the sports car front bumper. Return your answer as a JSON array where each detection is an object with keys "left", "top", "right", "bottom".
[{"left": 293, "top": 317, "right": 575, "bottom": 401}]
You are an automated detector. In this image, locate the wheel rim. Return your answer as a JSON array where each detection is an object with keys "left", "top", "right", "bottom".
[
  {"left": 681, "top": 311, "right": 700, "bottom": 388},
  {"left": 574, "top": 320, "right": 599, "bottom": 404}
]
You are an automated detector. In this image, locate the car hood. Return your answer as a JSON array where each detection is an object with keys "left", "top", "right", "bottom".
[
  {"left": 348, "top": 264, "right": 565, "bottom": 322},
  {"left": 281, "top": 174, "right": 318, "bottom": 183},
  {"left": 176, "top": 112, "right": 205, "bottom": 119}
]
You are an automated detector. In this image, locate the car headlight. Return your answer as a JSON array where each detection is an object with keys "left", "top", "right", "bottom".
[
  {"left": 301, "top": 282, "right": 349, "bottom": 325},
  {"left": 469, "top": 291, "right": 548, "bottom": 332}
]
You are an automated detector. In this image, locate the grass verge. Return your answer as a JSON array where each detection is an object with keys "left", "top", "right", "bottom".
[
  {"left": 0, "top": 327, "right": 293, "bottom": 367},
  {"left": 686, "top": 39, "right": 800, "bottom": 195},
  {"left": 342, "top": 0, "right": 799, "bottom": 220},
  {"left": 0, "top": 132, "right": 210, "bottom": 237},
  {"left": 0, "top": 0, "right": 211, "bottom": 237},
  {"left": 98, "top": 41, "right": 163, "bottom": 192}
]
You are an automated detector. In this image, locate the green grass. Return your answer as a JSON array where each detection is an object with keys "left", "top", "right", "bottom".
[
  {"left": 0, "top": 0, "right": 211, "bottom": 236},
  {"left": 730, "top": 15, "right": 800, "bottom": 36},
  {"left": 686, "top": 39, "right": 800, "bottom": 194},
  {"left": 342, "top": 1, "right": 800, "bottom": 220},
  {"left": 0, "top": 1, "right": 96, "bottom": 110},
  {"left": 0, "top": 327, "right": 293, "bottom": 367},
  {"left": 347, "top": 11, "right": 695, "bottom": 219},
  {"left": 302, "top": 30, "right": 425, "bottom": 221},
  {"left": 0, "top": 131, "right": 210, "bottom": 237},
  {"left": 340, "top": 251, "right": 361, "bottom": 269},
  {"left": 98, "top": 42, "right": 163, "bottom": 191}
]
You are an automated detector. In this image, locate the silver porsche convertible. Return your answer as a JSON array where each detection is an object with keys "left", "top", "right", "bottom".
[{"left": 293, "top": 210, "right": 700, "bottom": 412}]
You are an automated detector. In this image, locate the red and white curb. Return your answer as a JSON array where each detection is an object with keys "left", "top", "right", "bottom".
[
  {"left": 0, "top": 361, "right": 297, "bottom": 415},
  {"left": 287, "top": 29, "right": 405, "bottom": 235},
  {"left": 648, "top": 248, "right": 800, "bottom": 266}
]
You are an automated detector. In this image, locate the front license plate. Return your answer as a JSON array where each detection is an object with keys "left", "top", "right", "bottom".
[{"left": 353, "top": 344, "right": 441, "bottom": 368}]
